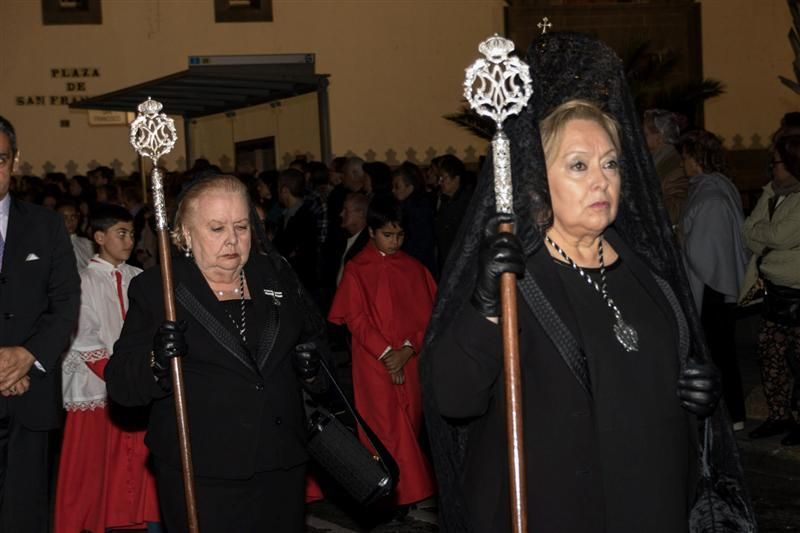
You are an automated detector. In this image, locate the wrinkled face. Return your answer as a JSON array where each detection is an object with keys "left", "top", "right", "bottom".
[
  {"left": 392, "top": 175, "right": 414, "bottom": 202},
  {"left": 681, "top": 152, "right": 702, "bottom": 178},
  {"left": 369, "top": 222, "right": 405, "bottom": 255},
  {"left": 256, "top": 181, "right": 271, "bottom": 201},
  {"left": 439, "top": 172, "right": 459, "bottom": 197},
  {"left": 43, "top": 195, "right": 57, "bottom": 210},
  {"left": 95, "top": 221, "right": 134, "bottom": 266},
  {"left": 644, "top": 123, "right": 661, "bottom": 153},
  {"left": 771, "top": 151, "right": 798, "bottom": 188},
  {"left": 68, "top": 179, "right": 82, "bottom": 197},
  {"left": 547, "top": 119, "right": 620, "bottom": 240},
  {"left": 58, "top": 205, "right": 80, "bottom": 234},
  {"left": 183, "top": 191, "right": 251, "bottom": 277},
  {"left": 425, "top": 164, "right": 439, "bottom": 190},
  {"left": 340, "top": 199, "right": 365, "bottom": 235},
  {"left": 0, "top": 133, "right": 15, "bottom": 200},
  {"left": 343, "top": 165, "right": 365, "bottom": 192}
]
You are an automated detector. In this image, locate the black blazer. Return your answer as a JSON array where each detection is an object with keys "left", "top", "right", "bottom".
[
  {"left": 273, "top": 201, "right": 319, "bottom": 291},
  {"left": 0, "top": 198, "right": 80, "bottom": 430},
  {"left": 342, "top": 228, "right": 369, "bottom": 266},
  {"left": 401, "top": 194, "right": 437, "bottom": 276},
  {"left": 106, "top": 252, "right": 323, "bottom": 479}
]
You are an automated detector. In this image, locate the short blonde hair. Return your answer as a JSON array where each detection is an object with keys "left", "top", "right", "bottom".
[
  {"left": 539, "top": 99, "right": 622, "bottom": 164},
  {"left": 171, "top": 174, "right": 249, "bottom": 251}
]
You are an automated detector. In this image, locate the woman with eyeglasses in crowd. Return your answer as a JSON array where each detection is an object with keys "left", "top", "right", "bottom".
[{"left": 742, "top": 121, "right": 800, "bottom": 446}]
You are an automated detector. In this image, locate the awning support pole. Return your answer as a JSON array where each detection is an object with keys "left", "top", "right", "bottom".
[{"left": 317, "top": 78, "right": 332, "bottom": 164}]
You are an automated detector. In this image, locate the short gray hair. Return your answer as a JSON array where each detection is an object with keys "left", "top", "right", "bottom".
[
  {"left": 344, "top": 156, "right": 364, "bottom": 176},
  {"left": 643, "top": 109, "right": 680, "bottom": 145}
]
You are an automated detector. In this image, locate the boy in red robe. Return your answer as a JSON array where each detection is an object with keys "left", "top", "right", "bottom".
[{"left": 328, "top": 198, "right": 436, "bottom": 514}]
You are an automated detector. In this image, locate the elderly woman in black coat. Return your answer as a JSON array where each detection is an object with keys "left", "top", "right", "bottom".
[{"left": 106, "top": 174, "right": 327, "bottom": 532}]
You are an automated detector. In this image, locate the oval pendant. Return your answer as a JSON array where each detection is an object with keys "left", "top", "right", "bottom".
[{"left": 613, "top": 316, "right": 639, "bottom": 352}]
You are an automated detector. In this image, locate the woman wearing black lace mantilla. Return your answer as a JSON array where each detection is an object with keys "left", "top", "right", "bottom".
[{"left": 421, "top": 33, "right": 756, "bottom": 532}]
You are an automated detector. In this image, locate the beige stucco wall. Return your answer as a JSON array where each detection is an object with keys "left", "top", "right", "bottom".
[
  {"left": 3, "top": 0, "right": 787, "bottom": 176},
  {"left": 702, "top": 0, "right": 796, "bottom": 148},
  {"left": 0, "top": 0, "right": 503, "bottom": 176}
]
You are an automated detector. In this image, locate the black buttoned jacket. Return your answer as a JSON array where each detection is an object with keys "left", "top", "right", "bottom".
[
  {"left": 106, "top": 251, "right": 323, "bottom": 479},
  {"left": 0, "top": 198, "right": 80, "bottom": 429}
]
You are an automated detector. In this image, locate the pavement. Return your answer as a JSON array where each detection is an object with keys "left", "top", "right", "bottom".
[
  {"left": 734, "top": 314, "right": 800, "bottom": 532},
  {"left": 304, "top": 313, "right": 800, "bottom": 532}
]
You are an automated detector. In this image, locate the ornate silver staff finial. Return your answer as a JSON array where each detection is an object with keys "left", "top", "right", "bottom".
[
  {"left": 130, "top": 97, "right": 178, "bottom": 230},
  {"left": 464, "top": 34, "right": 532, "bottom": 214},
  {"left": 538, "top": 17, "right": 552, "bottom": 35}
]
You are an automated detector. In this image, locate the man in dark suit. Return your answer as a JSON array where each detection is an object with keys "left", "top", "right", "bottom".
[
  {"left": 0, "top": 116, "right": 81, "bottom": 532},
  {"left": 335, "top": 192, "right": 369, "bottom": 285},
  {"left": 322, "top": 158, "right": 366, "bottom": 288},
  {"left": 273, "top": 168, "right": 320, "bottom": 295}
]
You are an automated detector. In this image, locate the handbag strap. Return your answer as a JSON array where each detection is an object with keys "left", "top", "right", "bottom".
[{"left": 701, "top": 418, "right": 712, "bottom": 479}]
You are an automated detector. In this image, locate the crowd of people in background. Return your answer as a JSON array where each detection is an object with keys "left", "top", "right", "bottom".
[
  {"left": 2, "top": 101, "right": 800, "bottom": 531},
  {"left": 645, "top": 109, "right": 800, "bottom": 446}
]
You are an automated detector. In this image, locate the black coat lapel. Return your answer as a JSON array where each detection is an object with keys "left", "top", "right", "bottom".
[
  {"left": 344, "top": 230, "right": 369, "bottom": 264},
  {"left": 172, "top": 256, "right": 257, "bottom": 373},
  {"left": 3, "top": 199, "right": 30, "bottom": 272},
  {"left": 244, "top": 256, "right": 282, "bottom": 370},
  {"left": 605, "top": 228, "right": 690, "bottom": 368},
  {"left": 175, "top": 283, "right": 256, "bottom": 373}
]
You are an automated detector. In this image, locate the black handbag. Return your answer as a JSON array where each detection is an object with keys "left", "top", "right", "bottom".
[
  {"left": 305, "top": 359, "right": 398, "bottom": 506},
  {"left": 689, "top": 420, "right": 756, "bottom": 532},
  {"left": 763, "top": 280, "right": 800, "bottom": 327}
]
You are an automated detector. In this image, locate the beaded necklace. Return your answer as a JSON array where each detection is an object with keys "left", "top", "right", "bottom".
[
  {"left": 545, "top": 234, "right": 639, "bottom": 352},
  {"left": 222, "top": 269, "right": 247, "bottom": 344}
]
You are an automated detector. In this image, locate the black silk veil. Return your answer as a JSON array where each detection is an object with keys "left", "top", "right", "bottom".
[{"left": 420, "top": 33, "right": 755, "bottom": 532}]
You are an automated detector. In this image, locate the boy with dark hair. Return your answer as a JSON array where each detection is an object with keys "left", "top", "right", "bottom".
[
  {"left": 328, "top": 197, "right": 436, "bottom": 516},
  {"left": 55, "top": 203, "right": 160, "bottom": 533}
]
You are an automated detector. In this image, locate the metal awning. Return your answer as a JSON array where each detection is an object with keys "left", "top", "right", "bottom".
[
  {"left": 71, "top": 63, "right": 327, "bottom": 118},
  {"left": 70, "top": 56, "right": 332, "bottom": 162}
]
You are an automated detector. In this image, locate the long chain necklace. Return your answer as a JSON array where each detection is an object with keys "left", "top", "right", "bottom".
[
  {"left": 223, "top": 270, "right": 247, "bottom": 344},
  {"left": 545, "top": 234, "right": 639, "bottom": 352}
]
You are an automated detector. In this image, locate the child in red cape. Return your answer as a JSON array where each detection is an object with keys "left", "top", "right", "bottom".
[{"left": 328, "top": 197, "right": 436, "bottom": 515}]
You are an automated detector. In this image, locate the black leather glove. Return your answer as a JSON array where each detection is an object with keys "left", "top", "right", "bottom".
[
  {"left": 677, "top": 358, "right": 721, "bottom": 418},
  {"left": 471, "top": 214, "right": 526, "bottom": 318},
  {"left": 293, "top": 342, "right": 321, "bottom": 381},
  {"left": 152, "top": 320, "right": 187, "bottom": 392}
]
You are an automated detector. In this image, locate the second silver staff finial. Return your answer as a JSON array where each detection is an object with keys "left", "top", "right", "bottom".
[
  {"left": 464, "top": 34, "right": 533, "bottom": 130},
  {"left": 464, "top": 34, "right": 533, "bottom": 215}
]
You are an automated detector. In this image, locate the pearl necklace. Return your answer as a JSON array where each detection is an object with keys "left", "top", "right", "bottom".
[
  {"left": 216, "top": 287, "right": 241, "bottom": 297},
  {"left": 221, "top": 270, "right": 247, "bottom": 344},
  {"left": 545, "top": 234, "right": 639, "bottom": 352}
]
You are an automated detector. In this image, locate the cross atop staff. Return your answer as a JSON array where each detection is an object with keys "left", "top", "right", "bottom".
[{"left": 538, "top": 16, "right": 552, "bottom": 34}]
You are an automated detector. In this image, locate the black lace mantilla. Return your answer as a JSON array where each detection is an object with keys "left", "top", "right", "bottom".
[{"left": 420, "top": 32, "right": 756, "bottom": 532}]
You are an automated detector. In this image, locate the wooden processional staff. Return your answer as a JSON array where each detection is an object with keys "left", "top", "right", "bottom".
[
  {"left": 129, "top": 98, "right": 200, "bottom": 533},
  {"left": 464, "top": 35, "right": 533, "bottom": 533}
]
